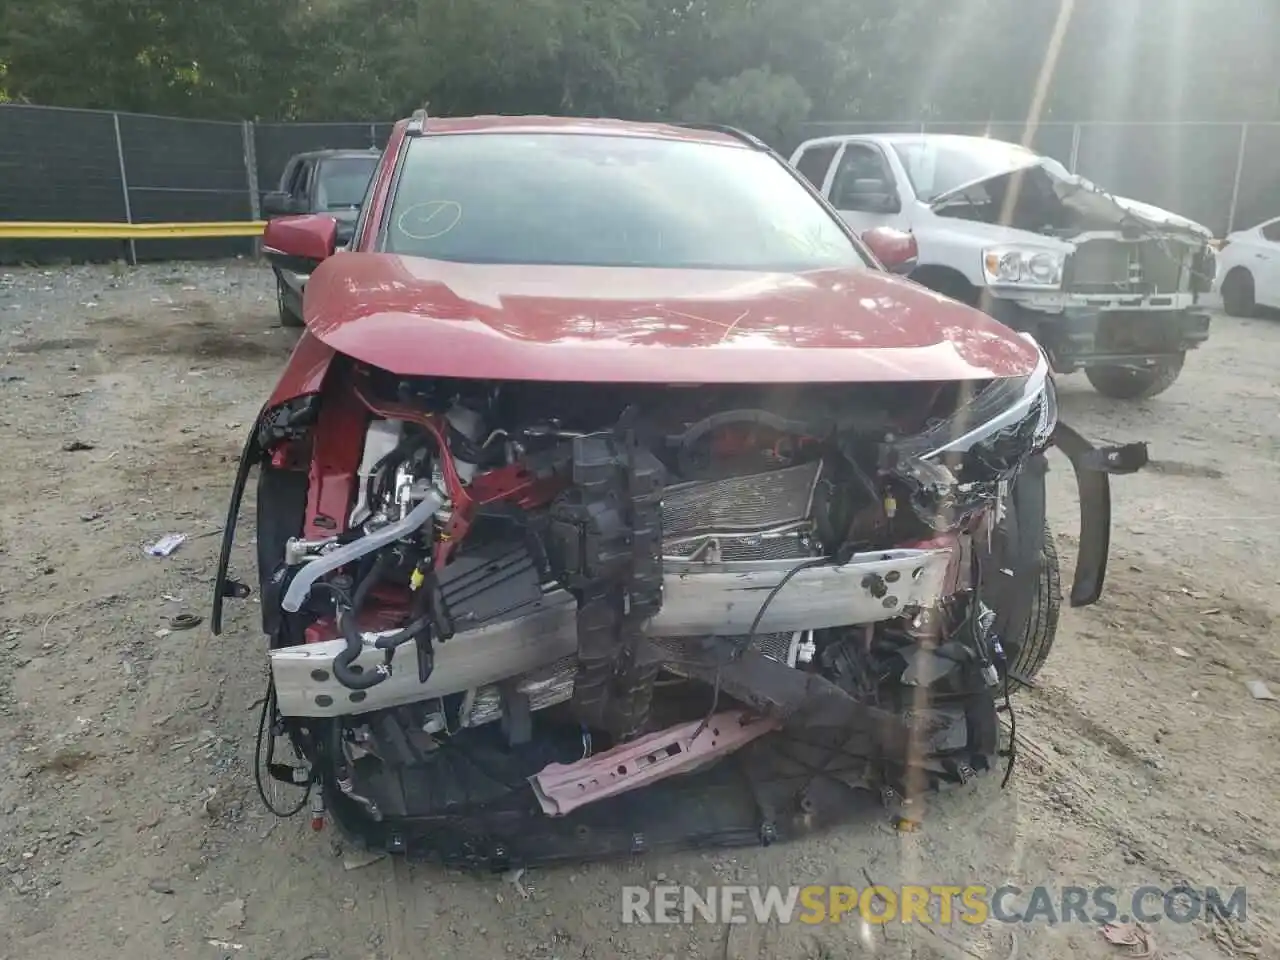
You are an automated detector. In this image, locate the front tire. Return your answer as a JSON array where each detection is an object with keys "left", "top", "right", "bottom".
[
  {"left": 1084, "top": 354, "right": 1185, "bottom": 400},
  {"left": 275, "top": 271, "right": 304, "bottom": 328},
  {"left": 909, "top": 265, "right": 981, "bottom": 307},
  {"left": 1221, "top": 268, "right": 1256, "bottom": 317},
  {"left": 1002, "top": 524, "right": 1062, "bottom": 686},
  {"left": 255, "top": 465, "right": 308, "bottom": 638}
]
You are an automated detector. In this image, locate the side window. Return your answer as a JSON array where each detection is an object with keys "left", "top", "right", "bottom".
[
  {"left": 1261, "top": 219, "right": 1280, "bottom": 242},
  {"left": 829, "top": 145, "right": 893, "bottom": 209},
  {"left": 347, "top": 170, "right": 374, "bottom": 250},
  {"left": 351, "top": 149, "right": 392, "bottom": 251},
  {"left": 293, "top": 161, "right": 313, "bottom": 203},
  {"left": 281, "top": 160, "right": 301, "bottom": 194},
  {"left": 794, "top": 145, "right": 839, "bottom": 190}
]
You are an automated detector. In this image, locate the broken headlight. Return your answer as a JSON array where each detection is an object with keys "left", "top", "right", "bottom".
[
  {"left": 892, "top": 340, "right": 1057, "bottom": 527},
  {"left": 918, "top": 341, "right": 1056, "bottom": 467}
]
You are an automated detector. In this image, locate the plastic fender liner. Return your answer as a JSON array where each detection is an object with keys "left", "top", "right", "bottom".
[
  {"left": 211, "top": 418, "right": 262, "bottom": 635},
  {"left": 212, "top": 393, "right": 325, "bottom": 635},
  {"left": 1050, "top": 422, "right": 1148, "bottom": 608}
]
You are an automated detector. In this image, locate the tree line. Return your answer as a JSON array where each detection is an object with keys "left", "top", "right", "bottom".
[{"left": 1, "top": 0, "right": 1276, "bottom": 147}]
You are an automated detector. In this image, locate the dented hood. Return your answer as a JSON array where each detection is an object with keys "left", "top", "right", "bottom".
[
  {"left": 301, "top": 252, "right": 1040, "bottom": 384},
  {"left": 1106, "top": 194, "right": 1212, "bottom": 237},
  {"left": 931, "top": 158, "right": 1212, "bottom": 240}
]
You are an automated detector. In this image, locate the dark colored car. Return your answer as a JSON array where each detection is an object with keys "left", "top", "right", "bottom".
[
  {"left": 216, "top": 113, "right": 1147, "bottom": 867},
  {"left": 262, "top": 149, "right": 380, "bottom": 326}
]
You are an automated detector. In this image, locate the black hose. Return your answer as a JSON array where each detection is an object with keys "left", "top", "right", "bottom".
[
  {"left": 445, "top": 422, "right": 506, "bottom": 468},
  {"left": 370, "top": 614, "right": 433, "bottom": 651},
  {"left": 374, "top": 564, "right": 437, "bottom": 654},
  {"left": 332, "top": 554, "right": 393, "bottom": 690},
  {"left": 332, "top": 552, "right": 436, "bottom": 687}
]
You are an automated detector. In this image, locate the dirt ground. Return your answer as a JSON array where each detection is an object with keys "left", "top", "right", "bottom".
[{"left": 0, "top": 260, "right": 1277, "bottom": 960}]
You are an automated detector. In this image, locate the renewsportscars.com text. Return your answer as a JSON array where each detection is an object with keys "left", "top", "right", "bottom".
[{"left": 621, "top": 884, "right": 1248, "bottom": 926}]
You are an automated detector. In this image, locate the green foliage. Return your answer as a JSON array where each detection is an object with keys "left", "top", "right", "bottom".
[
  {"left": 674, "top": 68, "right": 811, "bottom": 148},
  {"left": 0, "top": 0, "right": 1276, "bottom": 142}
]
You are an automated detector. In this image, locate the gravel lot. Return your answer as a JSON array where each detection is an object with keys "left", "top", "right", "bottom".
[{"left": 0, "top": 261, "right": 1277, "bottom": 960}]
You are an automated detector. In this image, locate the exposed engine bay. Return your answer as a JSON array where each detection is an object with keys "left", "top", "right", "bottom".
[{"left": 213, "top": 348, "right": 1147, "bottom": 867}]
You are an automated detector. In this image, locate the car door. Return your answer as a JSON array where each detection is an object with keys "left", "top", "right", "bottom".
[
  {"left": 791, "top": 142, "right": 840, "bottom": 193},
  {"left": 1256, "top": 218, "right": 1280, "bottom": 308},
  {"left": 263, "top": 159, "right": 304, "bottom": 218},
  {"left": 274, "top": 159, "right": 318, "bottom": 307},
  {"left": 826, "top": 141, "right": 907, "bottom": 234},
  {"left": 276, "top": 158, "right": 300, "bottom": 196},
  {"left": 291, "top": 159, "right": 316, "bottom": 215}
]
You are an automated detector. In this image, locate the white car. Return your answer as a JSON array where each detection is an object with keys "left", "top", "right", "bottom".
[
  {"left": 788, "top": 133, "right": 1219, "bottom": 400},
  {"left": 1215, "top": 216, "right": 1280, "bottom": 316}
]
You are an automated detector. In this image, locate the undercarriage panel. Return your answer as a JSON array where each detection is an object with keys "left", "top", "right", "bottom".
[{"left": 320, "top": 687, "right": 998, "bottom": 869}]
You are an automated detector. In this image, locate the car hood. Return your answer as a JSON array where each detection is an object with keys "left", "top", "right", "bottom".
[
  {"left": 1106, "top": 194, "right": 1212, "bottom": 237},
  {"left": 301, "top": 252, "right": 1040, "bottom": 383},
  {"left": 927, "top": 154, "right": 1046, "bottom": 208},
  {"left": 931, "top": 159, "right": 1212, "bottom": 240}
]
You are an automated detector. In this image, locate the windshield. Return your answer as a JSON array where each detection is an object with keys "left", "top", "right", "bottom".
[
  {"left": 383, "top": 132, "right": 868, "bottom": 271},
  {"left": 890, "top": 138, "right": 1071, "bottom": 203},
  {"left": 316, "top": 156, "right": 378, "bottom": 210}
]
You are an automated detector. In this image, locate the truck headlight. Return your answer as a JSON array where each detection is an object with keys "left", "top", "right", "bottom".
[{"left": 982, "top": 248, "right": 1064, "bottom": 288}]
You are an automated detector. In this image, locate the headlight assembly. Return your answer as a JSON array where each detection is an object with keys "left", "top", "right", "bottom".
[
  {"left": 982, "top": 247, "right": 1064, "bottom": 288},
  {"left": 902, "top": 342, "right": 1056, "bottom": 465},
  {"left": 890, "top": 340, "right": 1058, "bottom": 528}
]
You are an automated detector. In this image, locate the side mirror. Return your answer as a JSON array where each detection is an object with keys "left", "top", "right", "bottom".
[
  {"left": 262, "top": 191, "right": 300, "bottom": 217},
  {"left": 262, "top": 215, "right": 338, "bottom": 275},
  {"left": 862, "top": 226, "right": 918, "bottom": 276}
]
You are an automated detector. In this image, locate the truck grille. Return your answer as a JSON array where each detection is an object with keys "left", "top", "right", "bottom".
[{"left": 1063, "top": 238, "right": 1191, "bottom": 296}]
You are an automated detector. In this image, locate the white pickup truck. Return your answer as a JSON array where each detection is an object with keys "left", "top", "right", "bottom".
[{"left": 789, "top": 133, "right": 1218, "bottom": 399}]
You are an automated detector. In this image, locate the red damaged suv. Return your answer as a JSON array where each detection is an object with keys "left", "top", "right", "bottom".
[{"left": 212, "top": 112, "right": 1146, "bottom": 866}]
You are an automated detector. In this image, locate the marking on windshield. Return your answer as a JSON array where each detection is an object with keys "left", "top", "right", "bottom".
[
  {"left": 396, "top": 200, "right": 463, "bottom": 241},
  {"left": 718, "top": 310, "right": 751, "bottom": 343}
]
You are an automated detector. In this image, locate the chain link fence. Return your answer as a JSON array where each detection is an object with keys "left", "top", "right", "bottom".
[
  {"left": 0, "top": 105, "right": 394, "bottom": 263},
  {"left": 2, "top": 103, "right": 1277, "bottom": 264}
]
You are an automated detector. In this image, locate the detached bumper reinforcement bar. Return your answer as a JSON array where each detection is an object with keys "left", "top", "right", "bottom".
[{"left": 530, "top": 711, "right": 780, "bottom": 816}]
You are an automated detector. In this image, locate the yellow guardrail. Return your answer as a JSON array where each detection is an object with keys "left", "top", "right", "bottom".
[
  {"left": 2, "top": 221, "right": 1227, "bottom": 251},
  {"left": 0, "top": 221, "right": 268, "bottom": 239}
]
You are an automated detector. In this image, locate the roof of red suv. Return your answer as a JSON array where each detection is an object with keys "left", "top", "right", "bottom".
[{"left": 403, "top": 114, "right": 753, "bottom": 147}]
